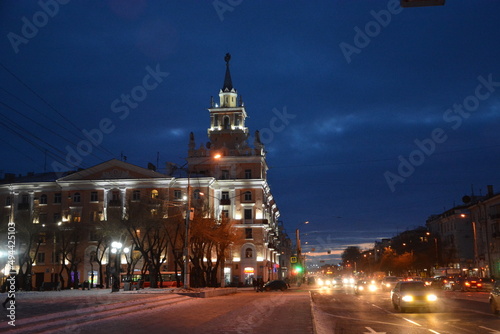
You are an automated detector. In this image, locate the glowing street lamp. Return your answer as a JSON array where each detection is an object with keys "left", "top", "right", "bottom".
[{"left": 111, "top": 241, "right": 122, "bottom": 292}]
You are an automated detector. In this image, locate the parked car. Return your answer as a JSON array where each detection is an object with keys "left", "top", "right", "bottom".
[
  {"left": 391, "top": 281, "right": 439, "bottom": 313},
  {"left": 381, "top": 276, "right": 400, "bottom": 291},
  {"left": 489, "top": 280, "right": 500, "bottom": 314},
  {"left": 262, "top": 280, "right": 288, "bottom": 291}
]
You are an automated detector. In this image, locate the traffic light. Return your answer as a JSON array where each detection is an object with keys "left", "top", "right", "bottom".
[{"left": 293, "top": 265, "right": 303, "bottom": 275}]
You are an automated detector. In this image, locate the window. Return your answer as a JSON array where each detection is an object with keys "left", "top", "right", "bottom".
[
  {"left": 37, "top": 252, "right": 45, "bottom": 265},
  {"left": 221, "top": 170, "right": 229, "bottom": 180},
  {"left": 73, "top": 192, "right": 81, "bottom": 203},
  {"left": 90, "top": 191, "right": 98, "bottom": 202},
  {"left": 245, "top": 169, "right": 252, "bottom": 179},
  {"left": 221, "top": 192, "right": 229, "bottom": 200},
  {"left": 245, "top": 248, "right": 253, "bottom": 258},
  {"left": 5, "top": 197, "right": 11, "bottom": 206},
  {"left": 244, "top": 208, "right": 252, "bottom": 220},
  {"left": 214, "top": 115, "right": 219, "bottom": 126},
  {"left": 72, "top": 211, "right": 81, "bottom": 223},
  {"left": 90, "top": 211, "right": 103, "bottom": 222},
  {"left": 245, "top": 228, "right": 253, "bottom": 239},
  {"left": 174, "top": 190, "right": 182, "bottom": 200},
  {"left": 151, "top": 189, "right": 159, "bottom": 199},
  {"left": 40, "top": 194, "right": 47, "bottom": 204},
  {"left": 132, "top": 190, "right": 140, "bottom": 201},
  {"left": 244, "top": 191, "right": 252, "bottom": 201},
  {"left": 222, "top": 210, "right": 229, "bottom": 219},
  {"left": 51, "top": 252, "right": 60, "bottom": 264},
  {"left": 38, "top": 233, "right": 47, "bottom": 244},
  {"left": 38, "top": 213, "right": 47, "bottom": 225},
  {"left": 53, "top": 213, "right": 61, "bottom": 224},
  {"left": 235, "top": 115, "right": 240, "bottom": 126},
  {"left": 54, "top": 193, "right": 61, "bottom": 204},
  {"left": 21, "top": 194, "right": 29, "bottom": 204},
  {"left": 193, "top": 189, "right": 201, "bottom": 200}
]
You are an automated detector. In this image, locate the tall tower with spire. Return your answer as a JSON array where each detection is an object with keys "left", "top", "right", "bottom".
[
  {"left": 207, "top": 53, "right": 250, "bottom": 151},
  {"left": 188, "top": 53, "right": 266, "bottom": 178}
]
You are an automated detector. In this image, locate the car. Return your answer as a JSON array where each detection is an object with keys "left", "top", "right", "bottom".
[
  {"left": 489, "top": 280, "right": 500, "bottom": 314},
  {"left": 354, "top": 280, "right": 379, "bottom": 294},
  {"left": 479, "top": 278, "right": 495, "bottom": 292},
  {"left": 262, "top": 280, "right": 288, "bottom": 291},
  {"left": 391, "top": 281, "right": 439, "bottom": 312},
  {"left": 381, "top": 276, "right": 400, "bottom": 291},
  {"left": 461, "top": 277, "right": 483, "bottom": 292}
]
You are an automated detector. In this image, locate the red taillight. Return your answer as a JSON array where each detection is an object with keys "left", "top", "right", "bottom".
[
  {"left": 465, "top": 282, "right": 470, "bottom": 286},
  {"left": 477, "top": 283, "right": 482, "bottom": 287}
]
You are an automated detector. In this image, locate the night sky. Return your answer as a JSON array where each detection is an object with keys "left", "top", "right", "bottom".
[{"left": 1, "top": 1, "right": 500, "bottom": 266}]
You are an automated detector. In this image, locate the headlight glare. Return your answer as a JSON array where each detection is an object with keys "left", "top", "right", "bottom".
[{"left": 402, "top": 295, "right": 414, "bottom": 302}]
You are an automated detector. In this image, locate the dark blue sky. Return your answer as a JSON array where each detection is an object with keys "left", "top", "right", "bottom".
[{"left": 1, "top": 1, "right": 500, "bottom": 265}]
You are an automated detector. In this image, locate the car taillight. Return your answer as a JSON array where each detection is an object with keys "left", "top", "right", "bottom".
[
  {"left": 465, "top": 282, "right": 470, "bottom": 286},
  {"left": 477, "top": 283, "right": 482, "bottom": 287}
]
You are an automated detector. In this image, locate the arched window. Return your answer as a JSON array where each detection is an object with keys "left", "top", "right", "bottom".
[
  {"left": 223, "top": 116, "right": 230, "bottom": 129},
  {"left": 245, "top": 248, "right": 253, "bottom": 258}
]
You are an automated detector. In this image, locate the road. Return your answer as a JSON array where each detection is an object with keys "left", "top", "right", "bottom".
[
  {"left": 312, "top": 285, "right": 500, "bottom": 334},
  {"left": 0, "top": 288, "right": 314, "bottom": 334},
  {"left": 1, "top": 285, "right": 499, "bottom": 333}
]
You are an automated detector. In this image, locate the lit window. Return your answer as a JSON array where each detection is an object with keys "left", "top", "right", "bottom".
[
  {"left": 151, "top": 189, "right": 159, "bottom": 199},
  {"left": 245, "top": 247, "right": 253, "bottom": 258}
]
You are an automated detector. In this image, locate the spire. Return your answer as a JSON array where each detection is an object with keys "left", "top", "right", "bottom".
[{"left": 222, "top": 53, "right": 233, "bottom": 91}]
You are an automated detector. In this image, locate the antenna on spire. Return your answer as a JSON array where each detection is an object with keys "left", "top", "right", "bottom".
[{"left": 224, "top": 53, "right": 231, "bottom": 64}]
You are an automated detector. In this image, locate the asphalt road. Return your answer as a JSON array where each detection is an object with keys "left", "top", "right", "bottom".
[
  {"left": 311, "top": 285, "right": 500, "bottom": 334},
  {"left": 1, "top": 285, "right": 498, "bottom": 334}
]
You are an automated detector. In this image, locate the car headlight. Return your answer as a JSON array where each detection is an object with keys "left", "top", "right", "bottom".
[
  {"left": 368, "top": 284, "right": 377, "bottom": 292},
  {"left": 332, "top": 280, "right": 337, "bottom": 285},
  {"left": 402, "top": 295, "right": 414, "bottom": 302},
  {"left": 426, "top": 294, "right": 438, "bottom": 302},
  {"left": 325, "top": 280, "right": 331, "bottom": 285},
  {"left": 317, "top": 279, "right": 324, "bottom": 286},
  {"left": 358, "top": 286, "right": 364, "bottom": 291},
  {"left": 349, "top": 278, "right": 355, "bottom": 284}
]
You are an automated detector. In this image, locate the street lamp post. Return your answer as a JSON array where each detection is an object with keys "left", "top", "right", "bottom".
[{"left": 111, "top": 241, "right": 122, "bottom": 292}]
